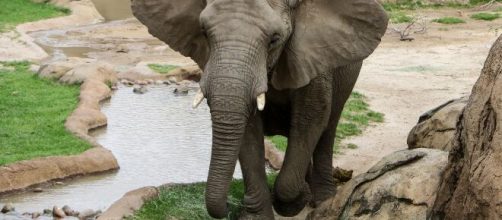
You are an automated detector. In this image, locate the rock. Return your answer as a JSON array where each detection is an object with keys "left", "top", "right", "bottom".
[
  {"left": 52, "top": 206, "right": 66, "bottom": 218},
  {"left": 431, "top": 35, "right": 502, "bottom": 219},
  {"left": 79, "top": 209, "right": 99, "bottom": 220},
  {"left": 173, "top": 86, "right": 189, "bottom": 95},
  {"left": 407, "top": 96, "right": 468, "bottom": 151},
  {"left": 54, "top": 181, "right": 64, "bottom": 186},
  {"left": 115, "top": 45, "right": 129, "bottom": 53},
  {"left": 58, "top": 62, "right": 117, "bottom": 85},
  {"left": 43, "top": 209, "right": 52, "bottom": 215},
  {"left": 99, "top": 187, "right": 159, "bottom": 220},
  {"left": 136, "top": 80, "right": 147, "bottom": 85},
  {"left": 309, "top": 149, "right": 448, "bottom": 219},
  {"left": 62, "top": 205, "right": 76, "bottom": 216},
  {"left": 29, "top": 64, "right": 40, "bottom": 73},
  {"left": 264, "top": 139, "right": 285, "bottom": 170},
  {"left": 38, "top": 57, "right": 94, "bottom": 80},
  {"left": 164, "top": 64, "right": 202, "bottom": 82},
  {"left": 32, "top": 212, "right": 41, "bottom": 219},
  {"left": 1, "top": 204, "right": 14, "bottom": 213},
  {"left": 133, "top": 86, "right": 148, "bottom": 94},
  {"left": 154, "top": 80, "right": 164, "bottom": 85},
  {"left": 120, "top": 79, "right": 134, "bottom": 86},
  {"left": 33, "top": 187, "right": 43, "bottom": 193},
  {"left": 146, "top": 79, "right": 154, "bottom": 84}
]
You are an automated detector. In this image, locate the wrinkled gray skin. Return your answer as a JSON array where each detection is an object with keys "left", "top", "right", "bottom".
[{"left": 132, "top": 0, "right": 388, "bottom": 219}]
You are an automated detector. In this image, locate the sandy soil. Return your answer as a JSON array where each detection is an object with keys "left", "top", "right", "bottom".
[{"left": 334, "top": 8, "right": 502, "bottom": 175}]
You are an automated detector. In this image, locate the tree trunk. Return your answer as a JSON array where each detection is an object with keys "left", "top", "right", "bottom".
[{"left": 430, "top": 35, "right": 502, "bottom": 219}]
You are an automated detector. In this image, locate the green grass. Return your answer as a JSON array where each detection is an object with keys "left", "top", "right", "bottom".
[
  {"left": 471, "top": 12, "right": 501, "bottom": 21},
  {"left": 0, "top": 61, "right": 91, "bottom": 166},
  {"left": 470, "top": 0, "right": 502, "bottom": 4},
  {"left": 132, "top": 174, "right": 278, "bottom": 220},
  {"left": 147, "top": 64, "right": 179, "bottom": 74},
  {"left": 0, "top": 0, "right": 70, "bottom": 32},
  {"left": 433, "top": 17, "right": 466, "bottom": 24},
  {"left": 389, "top": 11, "right": 414, "bottom": 23},
  {"left": 382, "top": 0, "right": 469, "bottom": 12},
  {"left": 267, "top": 92, "right": 384, "bottom": 153}
]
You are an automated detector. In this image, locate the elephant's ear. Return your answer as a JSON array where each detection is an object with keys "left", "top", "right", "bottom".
[
  {"left": 271, "top": 0, "right": 388, "bottom": 90},
  {"left": 131, "top": 0, "right": 209, "bottom": 69}
]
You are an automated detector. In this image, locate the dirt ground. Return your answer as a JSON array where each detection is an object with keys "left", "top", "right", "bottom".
[{"left": 334, "top": 8, "right": 502, "bottom": 175}]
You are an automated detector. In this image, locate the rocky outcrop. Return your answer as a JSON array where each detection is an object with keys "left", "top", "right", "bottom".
[
  {"left": 98, "top": 186, "right": 159, "bottom": 220},
  {"left": 407, "top": 97, "right": 468, "bottom": 152},
  {"left": 430, "top": 35, "right": 502, "bottom": 219},
  {"left": 309, "top": 149, "right": 448, "bottom": 219},
  {"left": 0, "top": 147, "right": 117, "bottom": 194}
]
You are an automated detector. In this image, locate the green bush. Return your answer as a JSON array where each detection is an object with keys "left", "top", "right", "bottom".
[{"left": 471, "top": 12, "right": 501, "bottom": 21}]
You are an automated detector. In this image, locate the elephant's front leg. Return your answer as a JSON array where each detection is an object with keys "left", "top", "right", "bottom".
[
  {"left": 239, "top": 113, "right": 274, "bottom": 220},
  {"left": 309, "top": 61, "right": 362, "bottom": 206},
  {"left": 273, "top": 73, "right": 333, "bottom": 217}
]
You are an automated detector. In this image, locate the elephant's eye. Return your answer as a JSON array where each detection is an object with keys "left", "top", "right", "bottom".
[
  {"left": 270, "top": 33, "right": 281, "bottom": 47},
  {"left": 200, "top": 25, "right": 208, "bottom": 38}
]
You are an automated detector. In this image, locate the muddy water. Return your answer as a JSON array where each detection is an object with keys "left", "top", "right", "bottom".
[
  {"left": 0, "top": 86, "right": 242, "bottom": 212},
  {"left": 90, "top": 0, "right": 133, "bottom": 21}
]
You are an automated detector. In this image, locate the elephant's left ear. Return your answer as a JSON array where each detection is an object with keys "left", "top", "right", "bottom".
[
  {"left": 131, "top": 0, "right": 209, "bottom": 69},
  {"left": 272, "top": 0, "right": 388, "bottom": 90}
]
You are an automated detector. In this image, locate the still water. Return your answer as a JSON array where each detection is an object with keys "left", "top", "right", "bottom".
[{"left": 0, "top": 86, "right": 242, "bottom": 212}]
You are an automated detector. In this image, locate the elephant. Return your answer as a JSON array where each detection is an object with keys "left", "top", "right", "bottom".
[{"left": 131, "top": 0, "right": 388, "bottom": 219}]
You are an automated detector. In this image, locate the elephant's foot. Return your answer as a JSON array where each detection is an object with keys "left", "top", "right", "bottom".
[
  {"left": 310, "top": 182, "right": 337, "bottom": 208},
  {"left": 272, "top": 185, "right": 312, "bottom": 217},
  {"left": 238, "top": 209, "right": 274, "bottom": 220}
]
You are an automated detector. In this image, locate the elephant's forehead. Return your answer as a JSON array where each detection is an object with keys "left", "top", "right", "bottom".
[
  {"left": 201, "top": 0, "right": 282, "bottom": 33},
  {"left": 202, "top": 0, "right": 273, "bottom": 20}
]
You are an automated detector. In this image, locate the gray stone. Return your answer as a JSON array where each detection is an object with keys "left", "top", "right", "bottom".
[
  {"left": 52, "top": 206, "right": 66, "bottom": 218},
  {"left": 408, "top": 96, "right": 468, "bottom": 151},
  {"left": 79, "top": 209, "right": 98, "bottom": 220},
  {"left": 173, "top": 86, "right": 189, "bottom": 95},
  {"left": 133, "top": 86, "right": 148, "bottom": 94},
  {"left": 309, "top": 149, "right": 448, "bottom": 219},
  {"left": 1, "top": 203, "right": 14, "bottom": 213},
  {"left": 62, "top": 205, "right": 76, "bottom": 216}
]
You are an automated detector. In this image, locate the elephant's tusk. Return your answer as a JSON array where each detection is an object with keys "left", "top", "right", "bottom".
[
  {"left": 192, "top": 90, "right": 205, "bottom": 109},
  {"left": 257, "top": 93, "right": 266, "bottom": 111}
]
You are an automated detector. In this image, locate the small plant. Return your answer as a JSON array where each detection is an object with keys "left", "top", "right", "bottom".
[
  {"left": 147, "top": 64, "right": 179, "bottom": 74},
  {"left": 433, "top": 17, "right": 466, "bottom": 24},
  {"left": 471, "top": 12, "right": 501, "bottom": 21},
  {"left": 390, "top": 15, "right": 428, "bottom": 41},
  {"left": 347, "top": 143, "right": 358, "bottom": 149}
]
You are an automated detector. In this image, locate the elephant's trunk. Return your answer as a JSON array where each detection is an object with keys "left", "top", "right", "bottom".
[{"left": 205, "top": 81, "right": 250, "bottom": 218}]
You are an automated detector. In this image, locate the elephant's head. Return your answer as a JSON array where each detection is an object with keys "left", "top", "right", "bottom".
[{"left": 132, "top": 0, "right": 388, "bottom": 218}]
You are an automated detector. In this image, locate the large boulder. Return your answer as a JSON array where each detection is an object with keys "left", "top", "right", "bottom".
[
  {"left": 309, "top": 148, "right": 448, "bottom": 219},
  {"left": 430, "top": 35, "right": 502, "bottom": 219},
  {"left": 407, "top": 97, "right": 468, "bottom": 152}
]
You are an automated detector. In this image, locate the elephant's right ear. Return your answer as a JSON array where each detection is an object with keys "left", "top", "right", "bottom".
[{"left": 131, "top": 0, "right": 209, "bottom": 69}]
